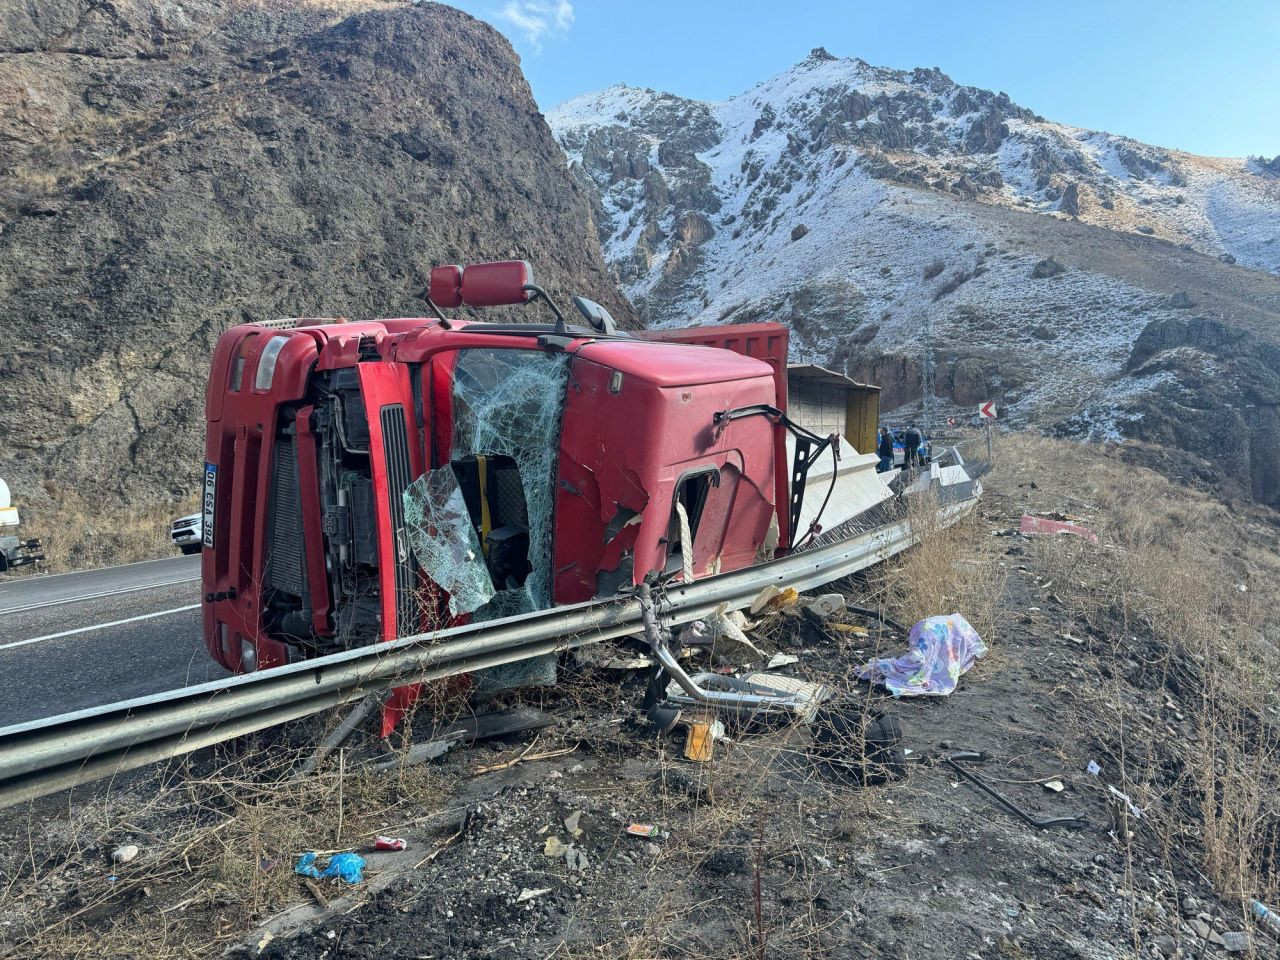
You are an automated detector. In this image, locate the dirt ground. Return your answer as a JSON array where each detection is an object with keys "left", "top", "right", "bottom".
[{"left": 2, "top": 432, "right": 1278, "bottom": 960}]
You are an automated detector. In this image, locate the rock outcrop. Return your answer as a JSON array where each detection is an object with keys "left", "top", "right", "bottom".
[{"left": 0, "top": 0, "right": 630, "bottom": 508}]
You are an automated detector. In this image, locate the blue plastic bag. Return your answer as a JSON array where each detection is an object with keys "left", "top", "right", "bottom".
[{"left": 295, "top": 851, "right": 366, "bottom": 884}]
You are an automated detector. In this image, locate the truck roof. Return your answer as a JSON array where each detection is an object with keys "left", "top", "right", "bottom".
[{"left": 574, "top": 339, "right": 774, "bottom": 387}]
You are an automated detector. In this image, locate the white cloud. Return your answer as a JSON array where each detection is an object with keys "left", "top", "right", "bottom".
[{"left": 496, "top": 0, "right": 574, "bottom": 51}]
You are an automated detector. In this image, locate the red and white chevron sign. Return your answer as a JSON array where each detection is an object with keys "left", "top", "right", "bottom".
[{"left": 978, "top": 402, "right": 997, "bottom": 419}]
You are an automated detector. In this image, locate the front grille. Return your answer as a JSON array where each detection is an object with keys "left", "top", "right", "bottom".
[
  {"left": 265, "top": 437, "right": 306, "bottom": 597},
  {"left": 380, "top": 404, "right": 419, "bottom": 635}
]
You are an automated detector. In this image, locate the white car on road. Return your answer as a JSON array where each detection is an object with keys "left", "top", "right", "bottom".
[{"left": 170, "top": 513, "right": 203, "bottom": 555}]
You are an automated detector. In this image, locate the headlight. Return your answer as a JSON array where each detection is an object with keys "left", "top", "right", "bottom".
[{"left": 254, "top": 336, "right": 287, "bottom": 392}]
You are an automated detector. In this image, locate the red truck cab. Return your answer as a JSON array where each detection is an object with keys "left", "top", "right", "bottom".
[{"left": 201, "top": 262, "right": 783, "bottom": 675}]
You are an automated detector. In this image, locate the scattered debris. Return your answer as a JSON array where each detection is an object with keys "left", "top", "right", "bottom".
[
  {"left": 706, "top": 609, "right": 767, "bottom": 663},
  {"left": 662, "top": 670, "right": 832, "bottom": 722},
  {"left": 543, "top": 835, "right": 588, "bottom": 872},
  {"left": 767, "top": 652, "right": 800, "bottom": 669},
  {"left": 627, "top": 824, "right": 661, "bottom": 838},
  {"left": 945, "top": 753, "right": 1086, "bottom": 830},
  {"left": 645, "top": 702, "right": 683, "bottom": 735},
  {"left": 749, "top": 584, "right": 781, "bottom": 614},
  {"left": 1107, "top": 785, "right": 1143, "bottom": 820},
  {"left": 110, "top": 844, "right": 139, "bottom": 865},
  {"left": 1087, "top": 760, "right": 1101, "bottom": 776},
  {"left": 295, "top": 852, "right": 366, "bottom": 885},
  {"left": 1221, "top": 931, "right": 1251, "bottom": 952},
  {"left": 856, "top": 614, "right": 987, "bottom": 697},
  {"left": 767, "top": 587, "right": 800, "bottom": 610},
  {"left": 804, "top": 593, "right": 844, "bottom": 617},
  {"left": 374, "top": 707, "right": 556, "bottom": 772},
  {"left": 1251, "top": 900, "right": 1280, "bottom": 934},
  {"left": 372, "top": 736, "right": 458, "bottom": 770},
  {"left": 1018, "top": 513, "right": 1098, "bottom": 544},
  {"left": 472, "top": 740, "right": 578, "bottom": 775},
  {"left": 563, "top": 811, "right": 583, "bottom": 837},
  {"left": 1042, "top": 779, "right": 1065, "bottom": 793},
  {"left": 600, "top": 655, "right": 655, "bottom": 670},
  {"left": 809, "top": 705, "right": 907, "bottom": 785},
  {"left": 517, "top": 887, "right": 551, "bottom": 903},
  {"left": 373, "top": 836, "right": 407, "bottom": 852},
  {"left": 302, "top": 878, "right": 331, "bottom": 909},
  {"left": 640, "top": 584, "right": 831, "bottom": 720},
  {"left": 832, "top": 623, "right": 869, "bottom": 637}
]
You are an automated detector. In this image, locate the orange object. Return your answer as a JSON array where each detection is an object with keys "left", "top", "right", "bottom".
[
  {"left": 766, "top": 587, "right": 799, "bottom": 611},
  {"left": 684, "top": 720, "right": 714, "bottom": 762}
]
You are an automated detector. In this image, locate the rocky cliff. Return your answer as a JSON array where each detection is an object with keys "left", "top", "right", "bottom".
[
  {"left": 549, "top": 50, "right": 1280, "bottom": 506},
  {"left": 0, "top": 0, "right": 629, "bottom": 510}
]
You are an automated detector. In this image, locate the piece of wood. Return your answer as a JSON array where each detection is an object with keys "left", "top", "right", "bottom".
[
  {"left": 471, "top": 742, "right": 579, "bottom": 776},
  {"left": 303, "top": 878, "right": 331, "bottom": 909}
]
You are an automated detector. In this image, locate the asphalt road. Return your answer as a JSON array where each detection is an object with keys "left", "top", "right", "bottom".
[{"left": 0, "top": 554, "right": 229, "bottom": 728}]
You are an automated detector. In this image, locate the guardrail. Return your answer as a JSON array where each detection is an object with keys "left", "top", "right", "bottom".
[{"left": 0, "top": 495, "right": 979, "bottom": 809}]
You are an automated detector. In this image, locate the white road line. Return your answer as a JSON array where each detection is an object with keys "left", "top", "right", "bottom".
[
  {"left": 0, "top": 604, "right": 201, "bottom": 651},
  {"left": 0, "top": 577, "right": 201, "bottom": 616}
]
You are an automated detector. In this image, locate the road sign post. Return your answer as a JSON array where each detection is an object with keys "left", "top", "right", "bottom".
[{"left": 977, "top": 402, "right": 997, "bottom": 462}]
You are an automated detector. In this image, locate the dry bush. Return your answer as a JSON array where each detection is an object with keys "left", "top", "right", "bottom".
[
  {"left": 876, "top": 486, "right": 1006, "bottom": 645},
  {"left": 16, "top": 490, "right": 197, "bottom": 574}
]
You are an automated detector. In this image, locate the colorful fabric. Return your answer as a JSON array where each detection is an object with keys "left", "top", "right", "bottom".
[{"left": 857, "top": 613, "right": 986, "bottom": 697}]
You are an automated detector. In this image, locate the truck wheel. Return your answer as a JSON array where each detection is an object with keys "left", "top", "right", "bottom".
[
  {"left": 0, "top": 553, "right": 8, "bottom": 573},
  {"left": 180, "top": 545, "right": 201, "bottom": 556}
]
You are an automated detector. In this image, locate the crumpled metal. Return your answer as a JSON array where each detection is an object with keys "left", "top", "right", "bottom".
[{"left": 857, "top": 613, "right": 986, "bottom": 697}]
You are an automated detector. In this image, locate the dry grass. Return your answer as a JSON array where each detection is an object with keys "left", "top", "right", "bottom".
[
  {"left": 999, "top": 432, "right": 1280, "bottom": 913},
  {"left": 875, "top": 486, "right": 1006, "bottom": 647},
  {"left": 0, "top": 737, "right": 447, "bottom": 960},
  {"left": 13, "top": 490, "right": 197, "bottom": 575}
]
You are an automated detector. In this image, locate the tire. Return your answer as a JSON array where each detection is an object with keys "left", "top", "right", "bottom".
[{"left": 179, "top": 544, "right": 201, "bottom": 556}]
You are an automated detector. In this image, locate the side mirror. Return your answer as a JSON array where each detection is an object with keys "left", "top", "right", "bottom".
[
  {"left": 429, "top": 265, "right": 463, "bottom": 308},
  {"left": 460, "top": 260, "right": 534, "bottom": 307},
  {"left": 572, "top": 296, "right": 617, "bottom": 335}
]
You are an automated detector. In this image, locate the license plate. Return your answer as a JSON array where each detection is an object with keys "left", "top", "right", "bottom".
[{"left": 202, "top": 462, "right": 217, "bottom": 549}]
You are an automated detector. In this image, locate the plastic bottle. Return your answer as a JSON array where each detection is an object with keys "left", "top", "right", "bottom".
[{"left": 1251, "top": 900, "right": 1280, "bottom": 934}]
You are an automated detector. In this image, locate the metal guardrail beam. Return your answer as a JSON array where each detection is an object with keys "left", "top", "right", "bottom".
[{"left": 0, "top": 495, "right": 978, "bottom": 809}]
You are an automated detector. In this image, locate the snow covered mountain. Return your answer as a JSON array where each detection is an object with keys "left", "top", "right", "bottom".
[{"left": 548, "top": 49, "right": 1280, "bottom": 507}]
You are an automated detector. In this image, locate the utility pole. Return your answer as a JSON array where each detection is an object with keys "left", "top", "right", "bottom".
[{"left": 920, "top": 309, "right": 936, "bottom": 437}]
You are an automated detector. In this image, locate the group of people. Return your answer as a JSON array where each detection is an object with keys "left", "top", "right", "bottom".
[{"left": 876, "top": 424, "right": 924, "bottom": 473}]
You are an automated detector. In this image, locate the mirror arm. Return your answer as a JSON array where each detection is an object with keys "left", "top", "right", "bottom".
[
  {"left": 423, "top": 296, "right": 452, "bottom": 329},
  {"left": 522, "top": 284, "right": 568, "bottom": 334}
]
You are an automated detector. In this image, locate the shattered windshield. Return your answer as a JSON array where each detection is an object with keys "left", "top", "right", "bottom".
[{"left": 403, "top": 348, "right": 570, "bottom": 628}]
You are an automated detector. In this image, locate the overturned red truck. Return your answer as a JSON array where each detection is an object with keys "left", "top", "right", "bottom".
[{"left": 200, "top": 262, "right": 894, "bottom": 700}]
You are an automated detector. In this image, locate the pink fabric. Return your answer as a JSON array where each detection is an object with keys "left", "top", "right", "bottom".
[{"left": 1019, "top": 514, "right": 1098, "bottom": 544}]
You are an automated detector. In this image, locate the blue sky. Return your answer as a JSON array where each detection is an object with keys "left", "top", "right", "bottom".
[{"left": 445, "top": 0, "right": 1279, "bottom": 158}]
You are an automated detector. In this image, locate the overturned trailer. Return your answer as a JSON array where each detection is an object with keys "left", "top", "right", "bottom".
[{"left": 200, "top": 261, "right": 976, "bottom": 727}]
